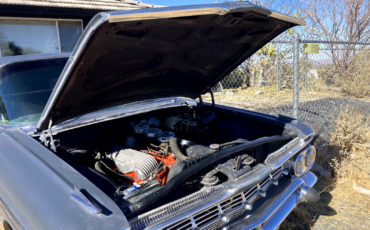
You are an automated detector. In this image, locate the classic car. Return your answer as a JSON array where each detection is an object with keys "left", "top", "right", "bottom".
[{"left": 0, "top": 2, "right": 320, "bottom": 230}]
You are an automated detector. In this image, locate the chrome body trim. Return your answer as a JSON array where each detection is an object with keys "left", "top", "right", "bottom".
[
  {"left": 130, "top": 167, "right": 285, "bottom": 230},
  {"left": 261, "top": 195, "right": 297, "bottom": 230},
  {"left": 228, "top": 171, "right": 317, "bottom": 230},
  {"left": 109, "top": 7, "right": 229, "bottom": 22},
  {"left": 0, "top": 195, "right": 25, "bottom": 230},
  {"left": 129, "top": 186, "right": 231, "bottom": 230},
  {"left": 108, "top": 4, "right": 305, "bottom": 26},
  {"left": 269, "top": 11, "right": 306, "bottom": 26},
  {"left": 265, "top": 134, "right": 314, "bottom": 170},
  {"left": 129, "top": 169, "right": 317, "bottom": 230}
]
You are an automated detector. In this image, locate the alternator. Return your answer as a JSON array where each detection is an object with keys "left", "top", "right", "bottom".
[{"left": 112, "top": 148, "right": 158, "bottom": 180}]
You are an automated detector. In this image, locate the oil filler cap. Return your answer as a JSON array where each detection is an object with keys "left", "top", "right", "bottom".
[{"left": 209, "top": 144, "right": 220, "bottom": 151}]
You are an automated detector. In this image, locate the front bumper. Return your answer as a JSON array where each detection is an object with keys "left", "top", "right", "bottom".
[{"left": 227, "top": 171, "right": 318, "bottom": 230}]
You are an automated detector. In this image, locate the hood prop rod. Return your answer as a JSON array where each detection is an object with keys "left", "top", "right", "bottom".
[
  {"left": 39, "top": 119, "right": 57, "bottom": 152},
  {"left": 198, "top": 89, "right": 215, "bottom": 110},
  {"left": 208, "top": 89, "right": 215, "bottom": 110},
  {"left": 198, "top": 94, "right": 204, "bottom": 106},
  {"left": 199, "top": 89, "right": 215, "bottom": 110}
]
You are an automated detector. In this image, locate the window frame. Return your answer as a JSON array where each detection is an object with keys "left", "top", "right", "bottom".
[{"left": 0, "top": 17, "right": 83, "bottom": 57}]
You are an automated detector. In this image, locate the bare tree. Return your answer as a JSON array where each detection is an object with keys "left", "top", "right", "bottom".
[{"left": 307, "top": 0, "right": 370, "bottom": 72}]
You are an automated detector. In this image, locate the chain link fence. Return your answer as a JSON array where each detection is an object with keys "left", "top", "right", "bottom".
[{"left": 207, "top": 35, "right": 370, "bottom": 143}]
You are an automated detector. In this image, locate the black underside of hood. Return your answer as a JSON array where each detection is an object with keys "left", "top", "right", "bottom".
[{"left": 38, "top": 3, "right": 302, "bottom": 130}]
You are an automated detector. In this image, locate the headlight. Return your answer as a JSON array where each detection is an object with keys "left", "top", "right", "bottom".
[
  {"left": 305, "top": 148, "right": 316, "bottom": 167},
  {"left": 294, "top": 154, "right": 306, "bottom": 175},
  {"left": 293, "top": 146, "right": 316, "bottom": 176}
]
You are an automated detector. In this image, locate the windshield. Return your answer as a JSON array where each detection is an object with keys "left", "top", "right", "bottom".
[{"left": 0, "top": 58, "right": 68, "bottom": 126}]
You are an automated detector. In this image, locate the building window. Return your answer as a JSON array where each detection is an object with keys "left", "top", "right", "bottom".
[
  {"left": 0, "top": 18, "right": 82, "bottom": 57},
  {"left": 58, "top": 21, "right": 82, "bottom": 52}
]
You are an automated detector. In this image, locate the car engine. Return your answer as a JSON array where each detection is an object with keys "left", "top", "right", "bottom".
[{"left": 95, "top": 111, "right": 270, "bottom": 216}]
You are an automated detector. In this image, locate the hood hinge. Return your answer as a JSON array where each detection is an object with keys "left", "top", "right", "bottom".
[{"left": 39, "top": 119, "right": 58, "bottom": 152}]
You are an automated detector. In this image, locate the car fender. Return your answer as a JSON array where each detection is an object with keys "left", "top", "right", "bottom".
[{"left": 0, "top": 128, "right": 129, "bottom": 230}]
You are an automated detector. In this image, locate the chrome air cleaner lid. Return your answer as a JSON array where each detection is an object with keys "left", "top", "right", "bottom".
[{"left": 157, "top": 131, "right": 175, "bottom": 143}]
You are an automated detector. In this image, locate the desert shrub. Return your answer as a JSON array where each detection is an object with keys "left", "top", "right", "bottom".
[
  {"left": 330, "top": 106, "right": 370, "bottom": 189},
  {"left": 340, "top": 50, "right": 370, "bottom": 98},
  {"left": 281, "top": 106, "right": 370, "bottom": 229},
  {"left": 330, "top": 106, "right": 370, "bottom": 155}
]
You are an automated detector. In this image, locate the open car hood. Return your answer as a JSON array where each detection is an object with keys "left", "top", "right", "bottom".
[{"left": 36, "top": 2, "right": 305, "bottom": 131}]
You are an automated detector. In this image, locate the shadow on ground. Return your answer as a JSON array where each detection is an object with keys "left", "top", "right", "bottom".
[{"left": 280, "top": 173, "right": 337, "bottom": 230}]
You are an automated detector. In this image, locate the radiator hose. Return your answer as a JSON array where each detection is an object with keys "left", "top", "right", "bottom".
[{"left": 169, "top": 137, "right": 189, "bottom": 161}]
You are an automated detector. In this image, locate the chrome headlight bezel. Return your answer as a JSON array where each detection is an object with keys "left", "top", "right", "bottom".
[{"left": 292, "top": 145, "right": 316, "bottom": 176}]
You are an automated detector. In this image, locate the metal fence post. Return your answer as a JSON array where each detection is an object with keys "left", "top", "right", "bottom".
[
  {"left": 304, "top": 52, "right": 308, "bottom": 91},
  {"left": 243, "top": 61, "right": 249, "bottom": 87},
  {"left": 253, "top": 71, "right": 257, "bottom": 87},
  {"left": 276, "top": 46, "right": 280, "bottom": 91},
  {"left": 293, "top": 34, "right": 299, "bottom": 119}
]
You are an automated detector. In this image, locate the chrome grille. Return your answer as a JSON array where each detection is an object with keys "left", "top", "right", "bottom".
[
  {"left": 130, "top": 186, "right": 226, "bottom": 230},
  {"left": 260, "top": 176, "right": 271, "bottom": 189},
  {"left": 162, "top": 218, "right": 193, "bottom": 230},
  {"left": 130, "top": 166, "right": 284, "bottom": 230},
  {"left": 244, "top": 187, "right": 257, "bottom": 200},
  {"left": 194, "top": 205, "right": 219, "bottom": 226}
]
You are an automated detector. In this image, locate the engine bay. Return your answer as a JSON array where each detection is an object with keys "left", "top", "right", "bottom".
[
  {"left": 47, "top": 106, "right": 296, "bottom": 218},
  {"left": 103, "top": 111, "right": 220, "bottom": 188}
]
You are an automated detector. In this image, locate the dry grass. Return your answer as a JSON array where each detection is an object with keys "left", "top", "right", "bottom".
[
  {"left": 281, "top": 106, "right": 370, "bottom": 229},
  {"left": 203, "top": 86, "right": 370, "bottom": 112},
  {"left": 212, "top": 85, "right": 346, "bottom": 100}
]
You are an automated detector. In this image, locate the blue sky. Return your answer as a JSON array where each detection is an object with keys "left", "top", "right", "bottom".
[{"left": 143, "top": 0, "right": 212, "bottom": 6}]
